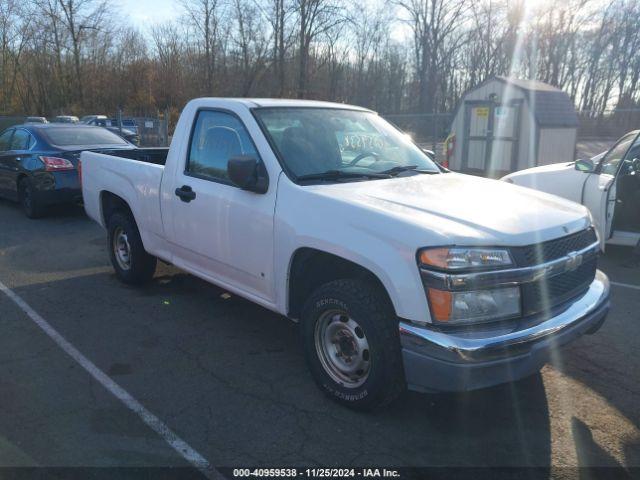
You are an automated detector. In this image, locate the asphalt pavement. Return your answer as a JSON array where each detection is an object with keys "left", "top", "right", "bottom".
[{"left": 0, "top": 199, "right": 638, "bottom": 474}]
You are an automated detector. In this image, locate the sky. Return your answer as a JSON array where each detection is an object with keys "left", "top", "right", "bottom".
[
  {"left": 115, "top": 0, "right": 181, "bottom": 26},
  {"left": 115, "top": 0, "right": 412, "bottom": 43}
]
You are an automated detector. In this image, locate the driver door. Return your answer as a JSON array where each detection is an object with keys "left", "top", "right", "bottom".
[
  {"left": 583, "top": 132, "right": 637, "bottom": 244},
  {"left": 164, "top": 109, "right": 277, "bottom": 304}
]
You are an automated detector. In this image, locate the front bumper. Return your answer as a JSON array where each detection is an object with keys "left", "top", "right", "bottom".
[{"left": 399, "top": 270, "right": 610, "bottom": 392}]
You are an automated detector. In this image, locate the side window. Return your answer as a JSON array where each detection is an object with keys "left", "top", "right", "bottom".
[
  {"left": 187, "top": 110, "right": 258, "bottom": 182},
  {"left": 600, "top": 133, "right": 635, "bottom": 176},
  {"left": 10, "top": 129, "right": 30, "bottom": 150},
  {"left": 618, "top": 134, "right": 640, "bottom": 176},
  {"left": 0, "top": 130, "right": 13, "bottom": 151}
]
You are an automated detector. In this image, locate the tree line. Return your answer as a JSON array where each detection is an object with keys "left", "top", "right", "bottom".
[{"left": 0, "top": 0, "right": 639, "bottom": 121}]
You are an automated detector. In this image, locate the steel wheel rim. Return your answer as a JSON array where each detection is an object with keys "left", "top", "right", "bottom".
[
  {"left": 314, "top": 309, "right": 371, "bottom": 388},
  {"left": 113, "top": 227, "right": 132, "bottom": 271}
]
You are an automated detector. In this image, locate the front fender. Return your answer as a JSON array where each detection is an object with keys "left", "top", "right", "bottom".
[{"left": 274, "top": 180, "right": 431, "bottom": 323}]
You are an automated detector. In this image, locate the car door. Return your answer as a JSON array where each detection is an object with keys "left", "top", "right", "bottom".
[
  {"left": 0, "top": 129, "right": 16, "bottom": 198},
  {"left": 164, "top": 109, "right": 277, "bottom": 304},
  {"left": 582, "top": 132, "right": 637, "bottom": 243},
  {"left": 4, "top": 129, "right": 34, "bottom": 200}
]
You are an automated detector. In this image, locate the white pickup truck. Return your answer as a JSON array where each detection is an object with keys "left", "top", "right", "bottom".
[
  {"left": 82, "top": 98, "right": 610, "bottom": 410},
  {"left": 503, "top": 130, "right": 640, "bottom": 249}
]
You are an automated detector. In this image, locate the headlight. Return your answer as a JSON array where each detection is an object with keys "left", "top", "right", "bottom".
[
  {"left": 418, "top": 247, "right": 513, "bottom": 271},
  {"left": 427, "top": 286, "right": 521, "bottom": 325}
]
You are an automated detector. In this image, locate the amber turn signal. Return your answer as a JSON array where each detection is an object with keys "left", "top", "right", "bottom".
[
  {"left": 419, "top": 248, "right": 450, "bottom": 269},
  {"left": 427, "top": 288, "right": 452, "bottom": 322}
]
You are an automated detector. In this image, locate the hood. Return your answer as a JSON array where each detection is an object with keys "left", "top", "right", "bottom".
[{"left": 311, "top": 173, "right": 591, "bottom": 246}]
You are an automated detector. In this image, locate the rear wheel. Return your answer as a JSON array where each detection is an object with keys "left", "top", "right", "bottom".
[
  {"left": 18, "top": 178, "right": 45, "bottom": 219},
  {"left": 300, "top": 279, "right": 405, "bottom": 410},
  {"left": 107, "top": 211, "right": 157, "bottom": 284}
]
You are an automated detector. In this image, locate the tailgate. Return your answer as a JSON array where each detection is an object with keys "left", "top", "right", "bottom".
[{"left": 80, "top": 150, "right": 165, "bottom": 231}]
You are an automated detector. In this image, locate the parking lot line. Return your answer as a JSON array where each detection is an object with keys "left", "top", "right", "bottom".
[
  {"left": 611, "top": 281, "right": 640, "bottom": 291},
  {"left": 0, "top": 279, "right": 221, "bottom": 479}
]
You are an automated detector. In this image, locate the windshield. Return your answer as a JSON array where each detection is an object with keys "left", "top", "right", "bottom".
[
  {"left": 254, "top": 107, "right": 440, "bottom": 180},
  {"left": 42, "top": 127, "right": 129, "bottom": 147}
]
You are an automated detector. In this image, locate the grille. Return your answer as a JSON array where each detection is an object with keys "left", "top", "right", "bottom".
[
  {"left": 521, "top": 257, "right": 597, "bottom": 316},
  {"left": 511, "top": 227, "right": 597, "bottom": 267}
]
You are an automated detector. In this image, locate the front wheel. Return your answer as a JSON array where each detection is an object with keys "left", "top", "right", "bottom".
[
  {"left": 300, "top": 279, "right": 405, "bottom": 410},
  {"left": 107, "top": 211, "right": 157, "bottom": 285}
]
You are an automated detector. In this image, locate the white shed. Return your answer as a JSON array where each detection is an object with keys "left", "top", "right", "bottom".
[{"left": 448, "top": 76, "right": 578, "bottom": 177}]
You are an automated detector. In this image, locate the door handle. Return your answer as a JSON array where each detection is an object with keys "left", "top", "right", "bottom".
[{"left": 175, "top": 185, "right": 196, "bottom": 202}]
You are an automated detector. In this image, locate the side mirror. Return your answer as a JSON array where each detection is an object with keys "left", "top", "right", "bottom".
[
  {"left": 575, "top": 158, "right": 595, "bottom": 173},
  {"left": 228, "top": 155, "right": 269, "bottom": 194}
]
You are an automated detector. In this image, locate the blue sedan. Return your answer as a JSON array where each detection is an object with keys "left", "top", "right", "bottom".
[{"left": 0, "top": 124, "right": 135, "bottom": 218}]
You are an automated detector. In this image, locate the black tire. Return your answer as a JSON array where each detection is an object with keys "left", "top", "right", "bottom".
[
  {"left": 300, "top": 279, "right": 405, "bottom": 410},
  {"left": 107, "top": 211, "right": 157, "bottom": 285},
  {"left": 18, "top": 178, "right": 46, "bottom": 219}
]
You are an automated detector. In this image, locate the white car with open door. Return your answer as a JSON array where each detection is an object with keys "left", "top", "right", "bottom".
[{"left": 503, "top": 131, "right": 640, "bottom": 249}]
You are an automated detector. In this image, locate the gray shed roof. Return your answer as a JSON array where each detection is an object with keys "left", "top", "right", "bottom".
[{"left": 494, "top": 76, "right": 579, "bottom": 128}]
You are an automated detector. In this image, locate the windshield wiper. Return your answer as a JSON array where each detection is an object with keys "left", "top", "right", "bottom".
[
  {"left": 296, "top": 170, "right": 391, "bottom": 182},
  {"left": 379, "top": 165, "right": 440, "bottom": 176}
]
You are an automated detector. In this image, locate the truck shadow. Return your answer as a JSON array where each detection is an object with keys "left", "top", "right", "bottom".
[
  {"left": 572, "top": 418, "right": 632, "bottom": 477},
  {"left": 4, "top": 269, "right": 552, "bottom": 467},
  {"left": 539, "top": 253, "right": 640, "bottom": 468},
  {"left": 549, "top": 314, "right": 640, "bottom": 469}
]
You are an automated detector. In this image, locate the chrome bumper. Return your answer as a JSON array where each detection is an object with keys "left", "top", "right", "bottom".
[{"left": 399, "top": 270, "right": 610, "bottom": 392}]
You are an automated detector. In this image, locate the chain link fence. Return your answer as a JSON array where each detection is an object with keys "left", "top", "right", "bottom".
[
  {"left": 2, "top": 107, "right": 638, "bottom": 154},
  {"left": 0, "top": 113, "right": 169, "bottom": 147},
  {"left": 382, "top": 113, "right": 453, "bottom": 162},
  {"left": 577, "top": 108, "right": 640, "bottom": 139},
  {"left": 118, "top": 115, "right": 169, "bottom": 147},
  {"left": 383, "top": 108, "right": 640, "bottom": 162},
  {"left": 383, "top": 112, "right": 453, "bottom": 144},
  {"left": 0, "top": 116, "right": 26, "bottom": 132}
]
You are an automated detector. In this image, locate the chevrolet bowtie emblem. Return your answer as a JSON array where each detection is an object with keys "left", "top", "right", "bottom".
[{"left": 565, "top": 251, "right": 583, "bottom": 272}]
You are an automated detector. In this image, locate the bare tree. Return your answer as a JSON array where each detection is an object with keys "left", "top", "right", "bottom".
[
  {"left": 151, "top": 23, "right": 187, "bottom": 109},
  {"left": 0, "top": 0, "right": 33, "bottom": 111},
  {"left": 52, "top": 0, "right": 108, "bottom": 104},
  {"left": 232, "top": 0, "right": 270, "bottom": 95},
  {"left": 292, "top": 0, "right": 344, "bottom": 98},
  {"left": 396, "top": 0, "right": 471, "bottom": 113},
  {"left": 259, "top": 0, "right": 294, "bottom": 96},
  {"left": 180, "top": 0, "right": 223, "bottom": 94}
]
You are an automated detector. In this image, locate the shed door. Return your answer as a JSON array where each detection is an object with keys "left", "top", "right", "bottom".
[{"left": 462, "top": 100, "right": 522, "bottom": 177}]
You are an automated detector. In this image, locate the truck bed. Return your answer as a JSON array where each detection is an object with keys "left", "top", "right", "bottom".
[
  {"left": 99, "top": 147, "right": 169, "bottom": 165},
  {"left": 81, "top": 149, "right": 167, "bottom": 244}
]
